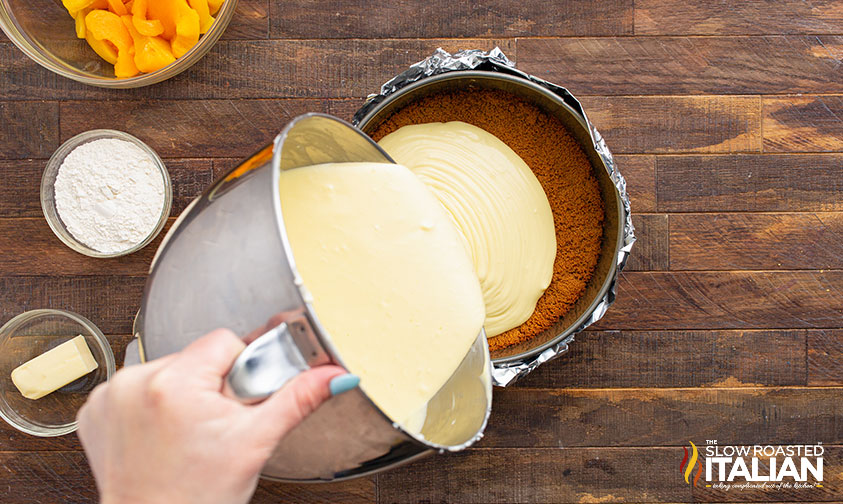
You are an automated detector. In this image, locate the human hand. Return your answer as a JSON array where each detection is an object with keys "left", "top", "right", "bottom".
[{"left": 77, "top": 329, "right": 357, "bottom": 504}]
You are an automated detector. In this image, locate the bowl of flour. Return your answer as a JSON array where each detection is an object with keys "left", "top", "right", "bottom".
[{"left": 41, "top": 130, "right": 172, "bottom": 258}]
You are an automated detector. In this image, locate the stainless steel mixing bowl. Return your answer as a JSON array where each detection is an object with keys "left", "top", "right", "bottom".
[{"left": 131, "top": 113, "right": 492, "bottom": 482}]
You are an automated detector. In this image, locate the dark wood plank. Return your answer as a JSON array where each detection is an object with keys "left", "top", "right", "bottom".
[
  {"left": 670, "top": 213, "right": 843, "bottom": 270},
  {"left": 0, "top": 159, "right": 46, "bottom": 216},
  {"left": 60, "top": 100, "right": 337, "bottom": 158},
  {"left": 514, "top": 330, "right": 807, "bottom": 389},
  {"left": 254, "top": 477, "right": 375, "bottom": 504},
  {"left": 614, "top": 154, "right": 655, "bottom": 212},
  {"left": 0, "top": 159, "right": 212, "bottom": 218},
  {"left": 518, "top": 37, "right": 843, "bottom": 96},
  {"left": 0, "top": 451, "right": 98, "bottom": 503},
  {"left": 656, "top": 154, "right": 843, "bottom": 212},
  {"left": 593, "top": 271, "right": 843, "bottom": 330},
  {"left": 166, "top": 159, "right": 215, "bottom": 213},
  {"left": 0, "top": 451, "right": 375, "bottom": 503},
  {"left": 626, "top": 214, "right": 668, "bottom": 271},
  {"left": 2, "top": 40, "right": 514, "bottom": 100},
  {"left": 635, "top": 0, "right": 843, "bottom": 35},
  {"left": 270, "top": 0, "right": 632, "bottom": 38},
  {"left": 0, "top": 276, "right": 145, "bottom": 335},
  {"left": 379, "top": 447, "right": 842, "bottom": 503},
  {"left": 808, "top": 329, "right": 843, "bottom": 386},
  {"left": 580, "top": 96, "right": 762, "bottom": 154},
  {"left": 0, "top": 102, "right": 58, "bottom": 159},
  {"left": 485, "top": 387, "right": 841, "bottom": 448},
  {"left": 224, "top": 0, "right": 268, "bottom": 40},
  {"left": 0, "top": 219, "right": 170, "bottom": 276},
  {"left": 764, "top": 96, "right": 843, "bottom": 152},
  {"left": 378, "top": 447, "right": 689, "bottom": 503}
]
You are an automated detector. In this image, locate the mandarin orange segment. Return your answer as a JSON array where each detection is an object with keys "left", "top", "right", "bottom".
[
  {"left": 170, "top": 4, "right": 199, "bottom": 58},
  {"left": 85, "top": 9, "right": 139, "bottom": 77},
  {"left": 122, "top": 15, "right": 176, "bottom": 72},
  {"left": 106, "top": 0, "right": 127, "bottom": 15},
  {"left": 131, "top": 0, "right": 164, "bottom": 37},
  {"left": 186, "top": 0, "right": 214, "bottom": 34}
]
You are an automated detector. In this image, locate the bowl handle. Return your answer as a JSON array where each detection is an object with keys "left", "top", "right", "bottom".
[{"left": 225, "top": 320, "right": 310, "bottom": 401}]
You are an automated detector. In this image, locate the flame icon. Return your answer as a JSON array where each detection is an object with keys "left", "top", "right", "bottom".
[{"left": 680, "top": 441, "right": 703, "bottom": 486}]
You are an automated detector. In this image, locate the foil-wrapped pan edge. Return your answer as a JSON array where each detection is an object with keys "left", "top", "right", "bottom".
[{"left": 352, "top": 47, "right": 636, "bottom": 387}]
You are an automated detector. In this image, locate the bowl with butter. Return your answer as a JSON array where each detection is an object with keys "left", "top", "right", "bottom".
[{"left": 0, "top": 309, "right": 115, "bottom": 437}]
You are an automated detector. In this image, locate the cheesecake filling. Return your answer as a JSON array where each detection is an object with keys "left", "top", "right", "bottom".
[
  {"left": 279, "top": 161, "right": 486, "bottom": 430},
  {"left": 379, "top": 121, "right": 556, "bottom": 337}
]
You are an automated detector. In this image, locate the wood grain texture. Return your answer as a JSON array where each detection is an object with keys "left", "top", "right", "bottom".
[
  {"left": 670, "top": 213, "right": 843, "bottom": 270},
  {"left": 514, "top": 330, "right": 807, "bottom": 389},
  {"left": 377, "top": 447, "right": 690, "bottom": 503},
  {"left": 0, "top": 215, "right": 663, "bottom": 277},
  {"left": 2, "top": 2, "right": 843, "bottom": 502},
  {"left": 635, "top": 0, "right": 843, "bottom": 35},
  {"left": 57, "top": 96, "right": 763, "bottom": 159},
  {"left": 0, "top": 219, "right": 170, "bottom": 276},
  {"left": 626, "top": 214, "right": 668, "bottom": 271},
  {"left": 614, "top": 155, "right": 656, "bottom": 212},
  {"left": 579, "top": 96, "right": 762, "bottom": 154},
  {"left": 224, "top": 0, "right": 269, "bottom": 39},
  {"left": 270, "top": 0, "right": 632, "bottom": 38},
  {"left": 0, "top": 276, "right": 145, "bottom": 335},
  {"left": 378, "top": 447, "right": 841, "bottom": 503},
  {"left": 808, "top": 329, "right": 843, "bottom": 386},
  {"left": 1, "top": 40, "right": 513, "bottom": 101},
  {"left": 484, "top": 387, "right": 842, "bottom": 448},
  {"left": 593, "top": 271, "right": 843, "bottom": 331},
  {"left": 0, "top": 451, "right": 375, "bottom": 503},
  {"left": 254, "top": 477, "right": 376, "bottom": 504},
  {"left": 0, "top": 451, "right": 98, "bottom": 503},
  {"left": 518, "top": 37, "right": 843, "bottom": 96},
  {"left": 0, "top": 102, "right": 58, "bottom": 159},
  {"left": 60, "top": 100, "right": 340, "bottom": 158},
  {"left": 764, "top": 96, "right": 843, "bottom": 152},
  {"left": 656, "top": 154, "right": 843, "bottom": 212},
  {"left": 0, "top": 158, "right": 210, "bottom": 218}
]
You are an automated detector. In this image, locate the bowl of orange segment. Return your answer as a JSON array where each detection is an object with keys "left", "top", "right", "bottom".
[{"left": 0, "top": 0, "right": 237, "bottom": 87}]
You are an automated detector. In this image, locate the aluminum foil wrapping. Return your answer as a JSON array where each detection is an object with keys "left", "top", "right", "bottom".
[{"left": 352, "top": 48, "right": 635, "bottom": 387}]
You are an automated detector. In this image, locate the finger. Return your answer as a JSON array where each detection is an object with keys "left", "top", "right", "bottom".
[
  {"left": 249, "top": 365, "right": 348, "bottom": 442},
  {"left": 170, "top": 328, "right": 246, "bottom": 382},
  {"left": 76, "top": 380, "right": 108, "bottom": 430}
]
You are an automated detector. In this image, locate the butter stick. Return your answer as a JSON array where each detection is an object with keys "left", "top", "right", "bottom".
[{"left": 11, "top": 335, "right": 98, "bottom": 400}]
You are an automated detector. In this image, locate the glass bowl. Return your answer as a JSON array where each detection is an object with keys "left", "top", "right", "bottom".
[
  {"left": 41, "top": 129, "right": 173, "bottom": 258},
  {"left": 0, "top": 309, "right": 115, "bottom": 437},
  {"left": 0, "top": 0, "right": 237, "bottom": 88}
]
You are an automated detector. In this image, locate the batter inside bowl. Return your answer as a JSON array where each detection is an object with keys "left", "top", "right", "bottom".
[{"left": 279, "top": 161, "right": 485, "bottom": 431}]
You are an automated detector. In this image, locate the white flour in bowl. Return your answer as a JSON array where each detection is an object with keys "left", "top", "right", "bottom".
[{"left": 54, "top": 138, "right": 166, "bottom": 254}]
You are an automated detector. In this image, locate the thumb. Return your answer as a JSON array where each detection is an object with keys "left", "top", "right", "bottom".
[
  {"left": 250, "top": 365, "right": 350, "bottom": 442},
  {"left": 172, "top": 328, "right": 246, "bottom": 387}
]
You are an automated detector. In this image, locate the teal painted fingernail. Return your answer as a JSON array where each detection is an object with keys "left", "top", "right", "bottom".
[{"left": 329, "top": 374, "right": 360, "bottom": 396}]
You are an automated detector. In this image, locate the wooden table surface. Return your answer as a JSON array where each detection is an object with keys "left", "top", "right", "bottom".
[{"left": 2, "top": 1, "right": 843, "bottom": 502}]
